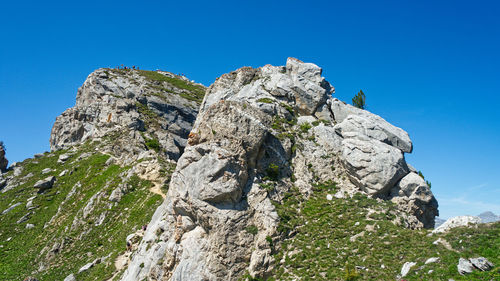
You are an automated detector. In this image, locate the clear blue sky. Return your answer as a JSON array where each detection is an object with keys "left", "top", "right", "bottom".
[{"left": 1, "top": 0, "right": 499, "bottom": 219}]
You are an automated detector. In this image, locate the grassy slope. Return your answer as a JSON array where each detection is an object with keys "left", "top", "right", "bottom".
[
  {"left": 270, "top": 183, "right": 500, "bottom": 280},
  {"left": 0, "top": 143, "right": 163, "bottom": 280},
  {"left": 136, "top": 69, "right": 206, "bottom": 103}
]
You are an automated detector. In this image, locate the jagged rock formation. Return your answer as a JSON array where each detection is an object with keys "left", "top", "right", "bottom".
[
  {"left": 0, "top": 142, "right": 7, "bottom": 172},
  {"left": 50, "top": 68, "right": 205, "bottom": 161},
  {"left": 0, "top": 68, "right": 206, "bottom": 280},
  {"left": 2, "top": 60, "right": 499, "bottom": 281},
  {"left": 121, "top": 58, "right": 438, "bottom": 280}
]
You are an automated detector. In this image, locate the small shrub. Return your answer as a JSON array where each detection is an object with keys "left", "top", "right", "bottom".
[
  {"left": 300, "top": 122, "right": 312, "bottom": 133},
  {"left": 352, "top": 90, "right": 366, "bottom": 109},
  {"left": 266, "top": 236, "right": 273, "bottom": 248},
  {"left": 145, "top": 137, "right": 161, "bottom": 152},
  {"left": 344, "top": 262, "right": 359, "bottom": 280},
  {"left": 245, "top": 225, "right": 258, "bottom": 235},
  {"left": 260, "top": 183, "right": 275, "bottom": 192},
  {"left": 265, "top": 163, "right": 279, "bottom": 181},
  {"left": 280, "top": 103, "right": 295, "bottom": 115},
  {"left": 257, "top": 98, "right": 274, "bottom": 103}
]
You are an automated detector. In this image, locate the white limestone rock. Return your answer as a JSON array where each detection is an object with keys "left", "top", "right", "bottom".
[
  {"left": 341, "top": 135, "right": 409, "bottom": 195},
  {"left": 433, "top": 216, "right": 481, "bottom": 234},
  {"left": 401, "top": 261, "right": 416, "bottom": 277},
  {"left": 331, "top": 98, "right": 412, "bottom": 153},
  {"left": 49, "top": 68, "right": 203, "bottom": 161},
  {"left": 457, "top": 258, "right": 475, "bottom": 275}
]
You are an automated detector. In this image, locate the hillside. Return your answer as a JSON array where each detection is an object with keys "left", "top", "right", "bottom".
[{"left": 0, "top": 60, "right": 498, "bottom": 281}]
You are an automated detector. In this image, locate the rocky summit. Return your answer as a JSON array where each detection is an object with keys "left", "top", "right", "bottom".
[{"left": 0, "top": 59, "right": 498, "bottom": 281}]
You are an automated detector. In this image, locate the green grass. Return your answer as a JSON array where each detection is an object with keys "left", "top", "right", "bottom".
[
  {"left": 137, "top": 70, "right": 205, "bottom": 103},
  {"left": 257, "top": 98, "right": 274, "bottom": 104},
  {"left": 269, "top": 182, "right": 500, "bottom": 280},
  {"left": 136, "top": 102, "right": 160, "bottom": 129},
  {"left": 0, "top": 144, "right": 165, "bottom": 280},
  {"left": 299, "top": 122, "right": 312, "bottom": 133},
  {"left": 144, "top": 136, "right": 161, "bottom": 152},
  {"left": 246, "top": 225, "right": 259, "bottom": 236}
]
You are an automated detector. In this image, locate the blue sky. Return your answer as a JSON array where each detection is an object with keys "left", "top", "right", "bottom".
[{"left": 0, "top": 0, "right": 499, "bottom": 219}]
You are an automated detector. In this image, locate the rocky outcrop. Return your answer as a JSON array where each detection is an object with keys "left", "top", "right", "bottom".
[
  {"left": 50, "top": 68, "right": 205, "bottom": 161},
  {"left": 0, "top": 142, "right": 7, "bottom": 172},
  {"left": 121, "top": 58, "right": 438, "bottom": 280},
  {"left": 432, "top": 216, "right": 481, "bottom": 233},
  {"left": 390, "top": 172, "right": 439, "bottom": 228}
]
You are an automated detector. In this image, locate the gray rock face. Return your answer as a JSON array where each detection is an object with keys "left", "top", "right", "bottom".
[
  {"left": 50, "top": 68, "right": 205, "bottom": 161},
  {"left": 341, "top": 135, "right": 409, "bottom": 195},
  {"left": 0, "top": 143, "right": 7, "bottom": 172},
  {"left": 331, "top": 98, "right": 412, "bottom": 153},
  {"left": 121, "top": 58, "right": 438, "bottom": 280},
  {"left": 390, "top": 172, "right": 438, "bottom": 228}
]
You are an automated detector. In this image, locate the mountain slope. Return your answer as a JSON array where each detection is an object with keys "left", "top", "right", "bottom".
[
  {"left": 0, "top": 68, "right": 206, "bottom": 280},
  {"left": 0, "top": 60, "right": 497, "bottom": 281},
  {"left": 120, "top": 58, "right": 442, "bottom": 280}
]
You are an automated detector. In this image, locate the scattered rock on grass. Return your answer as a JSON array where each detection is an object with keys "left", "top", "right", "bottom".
[
  {"left": 401, "top": 261, "right": 416, "bottom": 277},
  {"left": 34, "top": 176, "right": 56, "bottom": 191}
]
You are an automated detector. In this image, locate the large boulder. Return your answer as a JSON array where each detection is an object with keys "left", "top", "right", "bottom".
[
  {"left": 390, "top": 172, "right": 439, "bottom": 228},
  {"left": 34, "top": 176, "right": 56, "bottom": 191},
  {"left": 341, "top": 135, "right": 409, "bottom": 195},
  {"left": 332, "top": 99, "right": 412, "bottom": 153}
]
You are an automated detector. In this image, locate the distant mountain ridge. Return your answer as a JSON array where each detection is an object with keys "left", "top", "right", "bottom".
[{"left": 435, "top": 211, "right": 500, "bottom": 228}]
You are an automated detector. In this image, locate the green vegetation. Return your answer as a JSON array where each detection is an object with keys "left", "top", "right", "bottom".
[
  {"left": 136, "top": 102, "right": 160, "bottom": 129},
  {"left": 265, "top": 163, "right": 280, "bottom": 181},
  {"left": 0, "top": 143, "right": 164, "bottom": 280},
  {"left": 344, "top": 262, "right": 360, "bottom": 281},
  {"left": 137, "top": 70, "right": 205, "bottom": 103},
  {"left": 299, "top": 122, "right": 312, "bottom": 133},
  {"left": 280, "top": 103, "right": 295, "bottom": 116},
  {"left": 245, "top": 225, "right": 259, "bottom": 235},
  {"left": 260, "top": 182, "right": 275, "bottom": 192},
  {"left": 418, "top": 170, "right": 432, "bottom": 189},
  {"left": 269, "top": 181, "right": 500, "bottom": 280},
  {"left": 0, "top": 140, "right": 5, "bottom": 151},
  {"left": 257, "top": 98, "right": 274, "bottom": 104},
  {"left": 352, "top": 90, "right": 366, "bottom": 109},
  {"left": 143, "top": 134, "right": 161, "bottom": 152}
]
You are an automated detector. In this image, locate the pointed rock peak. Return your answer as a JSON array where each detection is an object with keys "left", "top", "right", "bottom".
[
  {"left": 202, "top": 58, "right": 333, "bottom": 116},
  {"left": 286, "top": 57, "right": 323, "bottom": 82}
]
